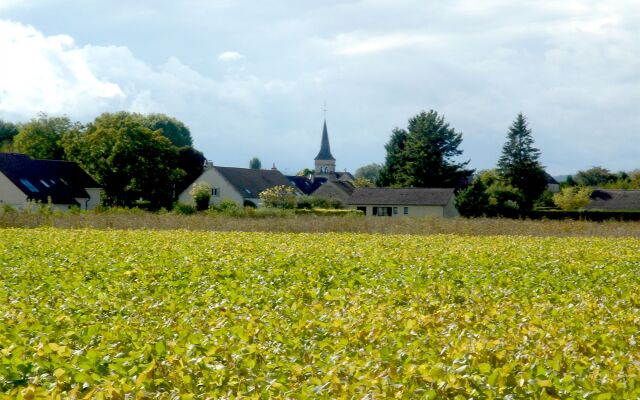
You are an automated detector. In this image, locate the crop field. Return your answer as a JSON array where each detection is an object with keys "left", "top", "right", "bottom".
[{"left": 1, "top": 229, "right": 639, "bottom": 399}]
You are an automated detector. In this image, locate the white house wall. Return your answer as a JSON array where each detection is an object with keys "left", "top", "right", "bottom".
[
  {"left": 350, "top": 204, "right": 447, "bottom": 218},
  {"left": 178, "top": 168, "right": 244, "bottom": 206},
  {"left": 0, "top": 173, "right": 29, "bottom": 209},
  {"left": 85, "top": 188, "right": 102, "bottom": 210}
]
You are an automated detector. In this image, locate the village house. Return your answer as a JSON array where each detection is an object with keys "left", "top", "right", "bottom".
[
  {"left": 178, "top": 162, "right": 296, "bottom": 207},
  {"left": 585, "top": 189, "right": 640, "bottom": 210},
  {"left": 0, "top": 153, "right": 102, "bottom": 210},
  {"left": 349, "top": 187, "right": 459, "bottom": 217}
]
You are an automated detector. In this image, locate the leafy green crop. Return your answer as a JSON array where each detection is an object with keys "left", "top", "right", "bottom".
[{"left": 1, "top": 229, "right": 639, "bottom": 398}]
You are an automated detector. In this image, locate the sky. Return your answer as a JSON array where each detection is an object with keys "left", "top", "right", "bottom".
[{"left": 0, "top": 0, "right": 639, "bottom": 176}]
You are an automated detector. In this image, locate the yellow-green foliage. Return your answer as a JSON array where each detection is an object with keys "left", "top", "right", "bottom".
[
  {"left": 259, "top": 185, "right": 297, "bottom": 209},
  {"left": 1, "top": 229, "right": 640, "bottom": 398},
  {"left": 553, "top": 186, "right": 593, "bottom": 210}
]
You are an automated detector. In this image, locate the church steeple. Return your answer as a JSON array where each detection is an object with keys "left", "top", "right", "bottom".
[
  {"left": 314, "top": 119, "right": 336, "bottom": 176},
  {"left": 314, "top": 120, "right": 335, "bottom": 161}
]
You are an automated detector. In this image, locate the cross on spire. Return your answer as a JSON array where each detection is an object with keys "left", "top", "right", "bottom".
[{"left": 322, "top": 102, "right": 327, "bottom": 120}]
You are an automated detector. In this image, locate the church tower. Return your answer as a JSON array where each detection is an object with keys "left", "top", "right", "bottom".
[{"left": 314, "top": 120, "right": 336, "bottom": 177}]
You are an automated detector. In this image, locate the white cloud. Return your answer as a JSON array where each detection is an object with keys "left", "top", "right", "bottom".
[
  {"left": 0, "top": 18, "right": 304, "bottom": 167},
  {"left": 1, "top": 0, "right": 639, "bottom": 173},
  {"left": 325, "top": 32, "right": 439, "bottom": 56},
  {"left": 0, "top": 20, "right": 124, "bottom": 117},
  {"left": 218, "top": 51, "right": 244, "bottom": 62}
]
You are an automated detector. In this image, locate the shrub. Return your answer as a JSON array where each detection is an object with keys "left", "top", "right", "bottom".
[
  {"left": 190, "top": 181, "right": 212, "bottom": 211},
  {"left": 2, "top": 204, "right": 17, "bottom": 214},
  {"left": 172, "top": 202, "right": 196, "bottom": 215},
  {"left": 296, "top": 195, "right": 344, "bottom": 210},
  {"left": 209, "top": 199, "right": 246, "bottom": 217},
  {"left": 259, "top": 185, "right": 297, "bottom": 209},
  {"left": 553, "top": 186, "right": 592, "bottom": 211}
]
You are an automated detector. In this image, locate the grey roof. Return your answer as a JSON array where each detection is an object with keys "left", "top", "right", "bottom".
[
  {"left": 336, "top": 171, "right": 354, "bottom": 181},
  {"left": 585, "top": 189, "right": 640, "bottom": 210},
  {"left": 314, "top": 120, "right": 335, "bottom": 161},
  {"left": 349, "top": 187, "right": 455, "bottom": 206},
  {"left": 327, "top": 180, "right": 355, "bottom": 196},
  {"left": 286, "top": 175, "right": 326, "bottom": 195},
  {"left": 0, "top": 153, "right": 100, "bottom": 205},
  {"left": 216, "top": 166, "right": 294, "bottom": 199}
]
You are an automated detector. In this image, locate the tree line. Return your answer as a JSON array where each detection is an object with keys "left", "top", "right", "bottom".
[
  {"left": 356, "top": 110, "right": 639, "bottom": 216},
  {"left": 0, "top": 112, "right": 205, "bottom": 210},
  {"left": 353, "top": 110, "right": 546, "bottom": 216}
]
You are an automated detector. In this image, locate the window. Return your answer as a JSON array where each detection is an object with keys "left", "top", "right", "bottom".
[
  {"left": 393, "top": 207, "right": 398, "bottom": 215},
  {"left": 19, "top": 179, "right": 39, "bottom": 193},
  {"left": 403, "top": 207, "right": 409, "bottom": 215},
  {"left": 357, "top": 206, "right": 366, "bottom": 215},
  {"left": 40, "top": 179, "right": 50, "bottom": 188},
  {"left": 212, "top": 188, "right": 220, "bottom": 196},
  {"left": 374, "top": 207, "right": 392, "bottom": 216}
]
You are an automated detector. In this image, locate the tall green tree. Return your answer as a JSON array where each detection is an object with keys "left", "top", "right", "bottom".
[
  {"left": 62, "top": 112, "right": 184, "bottom": 209},
  {"left": 497, "top": 113, "right": 547, "bottom": 209},
  {"left": 138, "top": 113, "right": 193, "bottom": 147},
  {"left": 572, "top": 166, "right": 617, "bottom": 187},
  {"left": 455, "top": 178, "right": 491, "bottom": 218},
  {"left": 377, "top": 110, "right": 472, "bottom": 187},
  {"left": 13, "top": 114, "right": 76, "bottom": 159},
  {"left": 355, "top": 163, "right": 382, "bottom": 183}
]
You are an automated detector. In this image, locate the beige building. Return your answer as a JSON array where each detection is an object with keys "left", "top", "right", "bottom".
[
  {"left": 349, "top": 187, "right": 459, "bottom": 217},
  {"left": 179, "top": 163, "right": 296, "bottom": 207},
  {"left": 0, "top": 153, "right": 102, "bottom": 210}
]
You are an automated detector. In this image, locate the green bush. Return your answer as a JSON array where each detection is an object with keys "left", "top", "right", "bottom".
[
  {"left": 259, "top": 186, "right": 297, "bottom": 209},
  {"left": 190, "top": 181, "right": 212, "bottom": 211},
  {"left": 172, "top": 202, "right": 196, "bottom": 215},
  {"left": 2, "top": 204, "right": 17, "bottom": 214}
]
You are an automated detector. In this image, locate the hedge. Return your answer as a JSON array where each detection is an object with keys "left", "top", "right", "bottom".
[
  {"left": 526, "top": 210, "right": 640, "bottom": 222},
  {"left": 294, "top": 208, "right": 364, "bottom": 217}
]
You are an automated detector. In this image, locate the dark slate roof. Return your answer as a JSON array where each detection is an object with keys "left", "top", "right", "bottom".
[
  {"left": 0, "top": 153, "right": 100, "bottom": 205},
  {"left": 286, "top": 175, "right": 326, "bottom": 195},
  {"left": 326, "top": 180, "right": 355, "bottom": 196},
  {"left": 585, "top": 189, "right": 640, "bottom": 211},
  {"left": 348, "top": 187, "right": 455, "bottom": 206},
  {"left": 314, "top": 120, "right": 335, "bottom": 161},
  {"left": 335, "top": 171, "right": 354, "bottom": 181},
  {"left": 546, "top": 173, "right": 559, "bottom": 185},
  {"left": 216, "top": 166, "right": 294, "bottom": 198}
]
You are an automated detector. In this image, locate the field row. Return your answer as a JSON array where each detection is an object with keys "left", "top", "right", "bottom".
[{"left": 1, "top": 229, "right": 639, "bottom": 398}]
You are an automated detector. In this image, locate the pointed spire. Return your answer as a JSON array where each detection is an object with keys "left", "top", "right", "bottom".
[{"left": 314, "top": 120, "right": 335, "bottom": 161}]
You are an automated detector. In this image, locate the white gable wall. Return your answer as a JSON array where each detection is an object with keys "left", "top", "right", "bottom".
[
  {"left": 178, "top": 168, "right": 243, "bottom": 206},
  {"left": 0, "top": 172, "right": 28, "bottom": 208}
]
